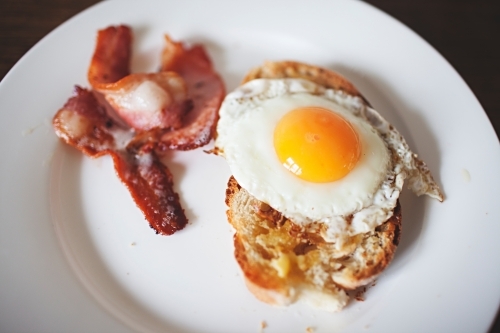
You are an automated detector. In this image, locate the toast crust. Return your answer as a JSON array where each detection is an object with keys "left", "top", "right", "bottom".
[{"left": 242, "top": 60, "right": 369, "bottom": 105}]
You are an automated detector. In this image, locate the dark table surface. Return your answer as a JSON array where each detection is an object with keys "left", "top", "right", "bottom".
[{"left": 1, "top": 0, "right": 499, "bottom": 332}]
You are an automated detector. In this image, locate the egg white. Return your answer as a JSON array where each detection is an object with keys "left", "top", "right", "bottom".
[{"left": 216, "top": 78, "right": 441, "bottom": 244}]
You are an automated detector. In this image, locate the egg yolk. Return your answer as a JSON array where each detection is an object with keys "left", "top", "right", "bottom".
[{"left": 274, "top": 107, "right": 361, "bottom": 183}]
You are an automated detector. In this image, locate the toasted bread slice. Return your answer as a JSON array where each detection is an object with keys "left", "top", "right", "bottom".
[
  {"left": 226, "top": 175, "right": 401, "bottom": 311},
  {"left": 222, "top": 61, "right": 407, "bottom": 311}
]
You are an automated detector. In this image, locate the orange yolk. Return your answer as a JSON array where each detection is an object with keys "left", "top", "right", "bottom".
[{"left": 273, "top": 106, "right": 361, "bottom": 183}]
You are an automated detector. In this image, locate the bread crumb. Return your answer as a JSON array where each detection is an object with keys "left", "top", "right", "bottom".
[
  {"left": 259, "top": 321, "right": 267, "bottom": 332},
  {"left": 355, "top": 287, "right": 366, "bottom": 301},
  {"left": 306, "top": 326, "right": 315, "bottom": 333},
  {"left": 130, "top": 242, "right": 136, "bottom": 246}
]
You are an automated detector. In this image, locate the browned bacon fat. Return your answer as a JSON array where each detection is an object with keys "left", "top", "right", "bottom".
[
  {"left": 52, "top": 25, "right": 225, "bottom": 235},
  {"left": 95, "top": 72, "right": 189, "bottom": 131}
]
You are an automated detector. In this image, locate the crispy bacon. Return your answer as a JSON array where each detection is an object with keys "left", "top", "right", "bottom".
[
  {"left": 53, "top": 86, "right": 116, "bottom": 157},
  {"left": 87, "top": 26, "right": 224, "bottom": 150},
  {"left": 53, "top": 25, "right": 225, "bottom": 236},
  {"left": 157, "top": 36, "right": 225, "bottom": 151},
  {"left": 88, "top": 25, "right": 132, "bottom": 87},
  {"left": 88, "top": 26, "right": 189, "bottom": 132},
  {"left": 53, "top": 86, "right": 187, "bottom": 235},
  {"left": 111, "top": 150, "right": 187, "bottom": 235}
]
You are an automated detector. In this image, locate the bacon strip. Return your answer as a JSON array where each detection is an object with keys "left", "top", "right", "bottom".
[
  {"left": 53, "top": 86, "right": 187, "bottom": 235},
  {"left": 54, "top": 25, "right": 225, "bottom": 236},
  {"left": 88, "top": 26, "right": 193, "bottom": 133},
  {"left": 112, "top": 150, "right": 187, "bottom": 235},
  {"left": 88, "top": 25, "right": 132, "bottom": 87},
  {"left": 87, "top": 26, "right": 225, "bottom": 150},
  {"left": 157, "top": 36, "right": 225, "bottom": 151},
  {"left": 53, "top": 86, "right": 116, "bottom": 157}
]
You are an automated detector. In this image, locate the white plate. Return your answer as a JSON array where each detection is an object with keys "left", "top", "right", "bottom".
[{"left": 1, "top": 0, "right": 499, "bottom": 332}]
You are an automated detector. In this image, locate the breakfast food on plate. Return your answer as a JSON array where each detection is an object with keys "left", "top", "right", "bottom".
[
  {"left": 215, "top": 61, "right": 443, "bottom": 311},
  {"left": 52, "top": 25, "right": 225, "bottom": 234}
]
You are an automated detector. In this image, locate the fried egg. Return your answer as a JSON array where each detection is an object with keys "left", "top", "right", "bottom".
[{"left": 215, "top": 78, "right": 443, "bottom": 246}]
